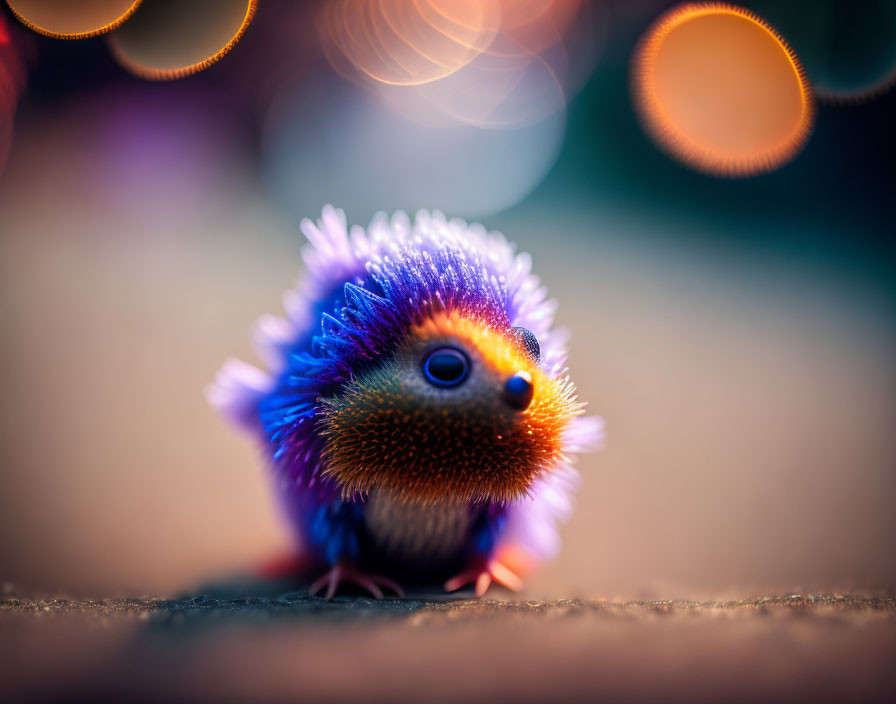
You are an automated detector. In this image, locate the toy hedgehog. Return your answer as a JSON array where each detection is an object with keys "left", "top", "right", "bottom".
[{"left": 208, "top": 206, "right": 603, "bottom": 598}]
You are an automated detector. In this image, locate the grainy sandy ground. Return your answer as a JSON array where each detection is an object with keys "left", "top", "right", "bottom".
[{"left": 1, "top": 584, "right": 895, "bottom": 703}]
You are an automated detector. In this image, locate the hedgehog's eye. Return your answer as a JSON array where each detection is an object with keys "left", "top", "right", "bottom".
[
  {"left": 510, "top": 326, "right": 540, "bottom": 363},
  {"left": 422, "top": 347, "right": 470, "bottom": 388}
]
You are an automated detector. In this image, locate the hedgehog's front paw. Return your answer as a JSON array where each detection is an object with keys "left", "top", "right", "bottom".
[
  {"left": 308, "top": 560, "right": 405, "bottom": 600},
  {"left": 444, "top": 560, "right": 523, "bottom": 597}
]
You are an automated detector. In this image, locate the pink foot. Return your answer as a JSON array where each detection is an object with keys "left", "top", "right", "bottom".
[
  {"left": 309, "top": 561, "right": 405, "bottom": 600},
  {"left": 444, "top": 559, "right": 523, "bottom": 597}
]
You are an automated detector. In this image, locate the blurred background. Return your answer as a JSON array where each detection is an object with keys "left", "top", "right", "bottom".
[{"left": 0, "top": 0, "right": 894, "bottom": 600}]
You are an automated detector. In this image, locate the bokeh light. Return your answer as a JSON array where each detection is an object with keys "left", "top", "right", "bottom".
[
  {"left": 0, "top": 13, "right": 25, "bottom": 173},
  {"left": 371, "top": 42, "right": 569, "bottom": 129},
  {"left": 260, "top": 76, "right": 565, "bottom": 222},
  {"left": 749, "top": 0, "right": 896, "bottom": 103},
  {"left": 319, "top": 0, "right": 602, "bottom": 129},
  {"left": 631, "top": 3, "right": 813, "bottom": 177},
  {"left": 496, "top": 0, "right": 582, "bottom": 56},
  {"left": 108, "top": 0, "right": 256, "bottom": 80},
  {"left": 6, "top": 0, "right": 141, "bottom": 39},
  {"left": 318, "top": 0, "right": 501, "bottom": 86}
]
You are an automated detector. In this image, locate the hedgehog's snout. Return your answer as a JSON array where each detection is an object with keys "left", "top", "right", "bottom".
[
  {"left": 320, "top": 316, "right": 576, "bottom": 503},
  {"left": 503, "top": 371, "right": 534, "bottom": 411}
]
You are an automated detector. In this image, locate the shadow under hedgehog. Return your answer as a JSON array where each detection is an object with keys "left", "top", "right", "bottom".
[{"left": 208, "top": 206, "right": 603, "bottom": 598}]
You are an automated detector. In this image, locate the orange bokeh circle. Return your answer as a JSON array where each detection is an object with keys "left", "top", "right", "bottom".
[
  {"left": 108, "top": 0, "right": 257, "bottom": 81},
  {"left": 632, "top": 3, "right": 814, "bottom": 176},
  {"left": 318, "top": 0, "right": 502, "bottom": 87},
  {"left": 6, "top": 0, "right": 142, "bottom": 39}
]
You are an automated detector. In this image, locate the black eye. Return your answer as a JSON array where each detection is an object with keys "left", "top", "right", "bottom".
[
  {"left": 423, "top": 347, "right": 470, "bottom": 388},
  {"left": 510, "top": 327, "right": 540, "bottom": 363}
]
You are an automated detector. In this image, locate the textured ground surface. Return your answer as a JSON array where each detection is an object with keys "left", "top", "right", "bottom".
[{"left": 2, "top": 585, "right": 895, "bottom": 703}]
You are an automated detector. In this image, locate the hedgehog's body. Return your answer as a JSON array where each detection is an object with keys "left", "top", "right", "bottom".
[{"left": 209, "top": 207, "right": 602, "bottom": 596}]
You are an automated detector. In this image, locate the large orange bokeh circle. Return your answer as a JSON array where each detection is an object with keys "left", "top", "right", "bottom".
[
  {"left": 6, "top": 0, "right": 142, "bottom": 39},
  {"left": 108, "top": 0, "right": 257, "bottom": 80},
  {"left": 632, "top": 3, "right": 813, "bottom": 176}
]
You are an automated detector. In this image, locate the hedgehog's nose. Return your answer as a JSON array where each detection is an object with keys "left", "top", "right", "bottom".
[{"left": 504, "top": 371, "right": 534, "bottom": 411}]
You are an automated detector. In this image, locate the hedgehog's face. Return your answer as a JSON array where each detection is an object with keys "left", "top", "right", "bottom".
[{"left": 319, "top": 311, "right": 578, "bottom": 505}]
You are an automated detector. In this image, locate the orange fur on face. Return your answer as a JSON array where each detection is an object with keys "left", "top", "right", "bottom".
[{"left": 318, "top": 311, "right": 581, "bottom": 505}]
